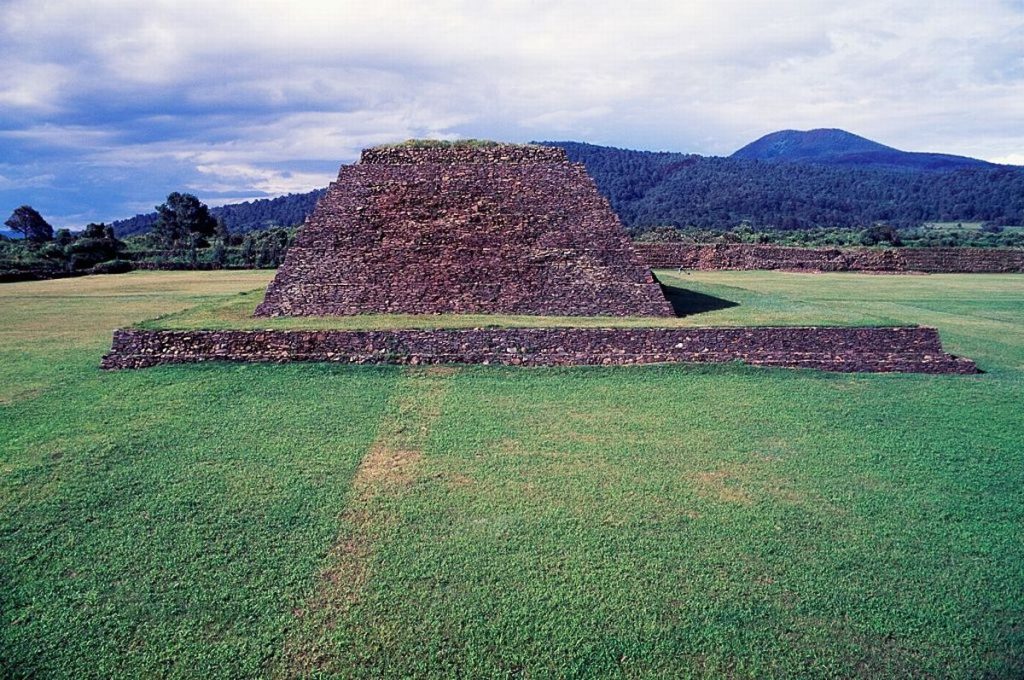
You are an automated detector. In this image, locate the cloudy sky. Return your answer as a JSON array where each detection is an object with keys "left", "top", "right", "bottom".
[{"left": 2, "top": 0, "right": 1023, "bottom": 227}]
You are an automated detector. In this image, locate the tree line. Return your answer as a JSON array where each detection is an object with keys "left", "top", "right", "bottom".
[
  {"left": 1, "top": 194, "right": 296, "bottom": 282},
  {"left": 544, "top": 142, "right": 1024, "bottom": 231},
  {"left": 110, "top": 190, "right": 324, "bottom": 237},
  {"left": 6, "top": 145, "right": 1024, "bottom": 282},
  {"left": 635, "top": 223, "right": 1024, "bottom": 249}
]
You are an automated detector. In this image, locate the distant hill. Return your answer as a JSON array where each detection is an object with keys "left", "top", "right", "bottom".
[
  {"left": 538, "top": 141, "right": 1024, "bottom": 230},
  {"left": 104, "top": 136, "right": 1024, "bottom": 236},
  {"left": 112, "top": 190, "right": 325, "bottom": 237},
  {"left": 0, "top": 229, "right": 20, "bottom": 240},
  {"left": 731, "top": 129, "right": 996, "bottom": 172}
]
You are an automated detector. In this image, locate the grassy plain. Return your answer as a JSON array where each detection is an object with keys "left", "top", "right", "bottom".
[
  {"left": 1, "top": 270, "right": 1022, "bottom": 677},
  {"left": 139, "top": 269, "right": 1023, "bottom": 336}
]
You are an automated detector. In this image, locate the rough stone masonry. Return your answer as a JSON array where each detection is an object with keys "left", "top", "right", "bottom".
[
  {"left": 635, "top": 243, "right": 1024, "bottom": 273},
  {"left": 255, "top": 144, "right": 674, "bottom": 317},
  {"left": 101, "top": 326, "right": 977, "bottom": 374},
  {"left": 102, "top": 142, "right": 981, "bottom": 375}
]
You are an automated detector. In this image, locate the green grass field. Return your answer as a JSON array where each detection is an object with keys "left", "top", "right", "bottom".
[
  {"left": 139, "top": 269, "right": 1023, "bottom": 336},
  {"left": 2, "top": 270, "right": 1022, "bottom": 677}
]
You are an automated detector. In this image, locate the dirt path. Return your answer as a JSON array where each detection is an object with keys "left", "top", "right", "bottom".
[{"left": 277, "top": 366, "right": 457, "bottom": 676}]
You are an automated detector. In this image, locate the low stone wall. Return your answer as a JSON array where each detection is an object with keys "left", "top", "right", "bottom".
[
  {"left": 635, "top": 243, "right": 1024, "bottom": 273},
  {"left": 101, "top": 326, "right": 976, "bottom": 374}
]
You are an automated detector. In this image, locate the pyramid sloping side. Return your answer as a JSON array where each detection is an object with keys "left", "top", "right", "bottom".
[{"left": 255, "top": 149, "right": 673, "bottom": 317}]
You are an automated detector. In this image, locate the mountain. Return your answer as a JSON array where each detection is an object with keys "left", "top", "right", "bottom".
[
  {"left": 112, "top": 190, "right": 325, "bottom": 237},
  {"left": 539, "top": 141, "right": 1023, "bottom": 230},
  {"left": 105, "top": 136, "right": 1024, "bottom": 237},
  {"left": 0, "top": 229, "right": 20, "bottom": 239},
  {"left": 731, "top": 129, "right": 997, "bottom": 172}
]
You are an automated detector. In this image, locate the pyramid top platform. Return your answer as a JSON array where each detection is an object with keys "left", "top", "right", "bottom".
[{"left": 360, "top": 142, "right": 566, "bottom": 165}]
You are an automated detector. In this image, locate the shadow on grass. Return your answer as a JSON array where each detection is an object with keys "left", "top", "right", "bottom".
[{"left": 659, "top": 282, "right": 739, "bottom": 318}]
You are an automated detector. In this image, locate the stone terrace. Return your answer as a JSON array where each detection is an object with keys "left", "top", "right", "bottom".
[{"left": 102, "top": 326, "right": 977, "bottom": 374}]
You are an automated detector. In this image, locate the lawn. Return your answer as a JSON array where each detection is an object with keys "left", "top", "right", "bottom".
[
  {"left": 1, "top": 270, "right": 1022, "bottom": 677},
  {"left": 137, "top": 269, "right": 1022, "bottom": 336}
]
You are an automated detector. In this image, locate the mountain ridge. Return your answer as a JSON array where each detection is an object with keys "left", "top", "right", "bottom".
[
  {"left": 731, "top": 128, "right": 997, "bottom": 172},
  {"left": 106, "top": 133, "right": 1023, "bottom": 236},
  {"left": 536, "top": 140, "right": 1022, "bottom": 230}
]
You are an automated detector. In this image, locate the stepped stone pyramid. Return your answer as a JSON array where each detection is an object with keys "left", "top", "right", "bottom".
[{"left": 255, "top": 143, "right": 673, "bottom": 317}]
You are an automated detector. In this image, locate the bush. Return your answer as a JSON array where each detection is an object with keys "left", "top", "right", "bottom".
[
  {"left": 88, "top": 259, "right": 134, "bottom": 275},
  {"left": 0, "top": 269, "right": 40, "bottom": 283},
  {"left": 633, "top": 226, "right": 692, "bottom": 243},
  {"left": 860, "top": 225, "right": 903, "bottom": 247}
]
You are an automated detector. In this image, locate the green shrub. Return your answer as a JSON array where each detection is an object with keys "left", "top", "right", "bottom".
[
  {"left": 88, "top": 259, "right": 134, "bottom": 275},
  {"left": 380, "top": 139, "right": 505, "bottom": 149}
]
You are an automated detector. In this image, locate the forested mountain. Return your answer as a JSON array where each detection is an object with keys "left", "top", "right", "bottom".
[
  {"left": 105, "top": 137, "right": 1024, "bottom": 236},
  {"left": 731, "top": 129, "right": 995, "bottom": 172},
  {"left": 111, "top": 190, "right": 325, "bottom": 237},
  {"left": 540, "top": 141, "right": 1024, "bottom": 230}
]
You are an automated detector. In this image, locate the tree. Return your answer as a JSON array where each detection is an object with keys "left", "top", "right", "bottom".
[
  {"left": 54, "top": 228, "right": 75, "bottom": 247},
  {"left": 61, "top": 222, "right": 126, "bottom": 271},
  {"left": 860, "top": 224, "right": 903, "bottom": 247},
  {"left": 153, "top": 192, "right": 217, "bottom": 248},
  {"left": 82, "top": 222, "right": 107, "bottom": 239},
  {"left": 241, "top": 234, "right": 257, "bottom": 267},
  {"left": 5, "top": 205, "right": 54, "bottom": 243},
  {"left": 210, "top": 239, "right": 227, "bottom": 268}
]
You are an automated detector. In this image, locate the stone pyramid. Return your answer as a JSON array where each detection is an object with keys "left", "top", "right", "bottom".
[{"left": 255, "top": 142, "right": 674, "bottom": 317}]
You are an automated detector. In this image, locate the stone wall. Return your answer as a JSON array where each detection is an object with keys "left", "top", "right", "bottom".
[
  {"left": 102, "top": 326, "right": 977, "bottom": 374},
  {"left": 635, "top": 243, "right": 1024, "bottom": 273},
  {"left": 256, "top": 144, "right": 672, "bottom": 317}
]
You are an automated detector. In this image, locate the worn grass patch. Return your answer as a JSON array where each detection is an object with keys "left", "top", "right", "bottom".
[
  {"left": 332, "top": 364, "right": 1023, "bottom": 677},
  {"left": 280, "top": 366, "right": 456, "bottom": 676},
  {"left": 2, "top": 270, "right": 1022, "bottom": 677}
]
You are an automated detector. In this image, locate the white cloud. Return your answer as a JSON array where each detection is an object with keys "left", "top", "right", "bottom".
[
  {"left": 0, "top": 62, "right": 72, "bottom": 111},
  {"left": 1, "top": 0, "right": 1022, "bottom": 221},
  {"left": 990, "top": 153, "right": 1024, "bottom": 165},
  {"left": 193, "top": 163, "right": 333, "bottom": 196},
  {"left": 5, "top": 1, "right": 1022, "bottom": 149},
  {"left": 0, "top": 172, "right": 56, "bottom": 190},
  {"left": 0, "top": 124, "right": 118, "bottom": 149}
]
